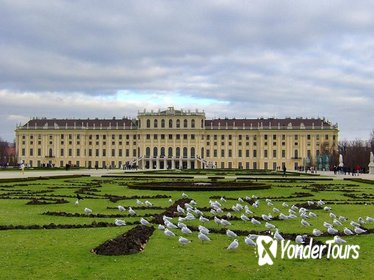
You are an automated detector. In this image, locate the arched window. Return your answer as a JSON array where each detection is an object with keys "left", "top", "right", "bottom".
[
  {"left": 176, "top": 119, "right": 180, "bottom": 128},
  {"left": 146, "top": 119, "right": 151, "bottom": 128},
  {"left": 146, "top": 147, "right": 151, "bottom": 157},
  {"left": 49, "top": 148, "right": 53, "bottom": 157},
  {"left": 168, "top": 147, "right": 173, "bottom": 157},
  {"left": 191, "top": 119, "right": 195, "bottom": 128},
  {"left": 154, "top": 119, "right": 158, "bottom": 128},
  {"left": 153, "top": 147, "right": 158, "bottom": 158},
  {"left": 183, "top": 119, "right": 188, "bottom": 128},
  {"left": 161, "top": 119, "right": 165, "bottom": 128},
  {"left": 191, "top": 147, "right": 195, "bottom": 158},
  {"left": 160, "top": 147, "right": 165, "bottom": 157},
  {"left": 169, "top": 119, "right": 173, "bottom": 128},
  {"left": 183, "top": 147, "right": 188, "bottom": 158},
  {"left": 176, "top": 147, "right": 180, "bottom": 157}
]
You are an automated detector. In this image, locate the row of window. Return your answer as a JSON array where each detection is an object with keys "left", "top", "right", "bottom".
[{"left": 144, "top": 118, "right": 202, "bottom": 129}]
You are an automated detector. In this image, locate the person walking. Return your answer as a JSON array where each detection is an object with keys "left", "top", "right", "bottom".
[{"left": 282, "top": 165, "right": 287, "bottom": 177}]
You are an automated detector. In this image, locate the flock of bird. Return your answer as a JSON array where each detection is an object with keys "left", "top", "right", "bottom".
[{"left": 78, "top": 192, "right": 373, "bottom": 250}]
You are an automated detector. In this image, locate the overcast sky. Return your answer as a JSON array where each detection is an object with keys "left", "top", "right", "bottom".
[{"left": 1, "top": 0, "right": 373, "bottom": 142}]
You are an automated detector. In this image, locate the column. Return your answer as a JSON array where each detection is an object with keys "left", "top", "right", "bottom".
[
  {"left": 156, "top": 159, "right": 160, "bottom": 169},
  {"left": 172, "top": 159, "right": 175, "bottom": 169},
  {"left": 163, "top": 159, "right": 167, "bottom": 170},
  {"left": 187, "top": 160, "right": 191, "bottom": 169}
]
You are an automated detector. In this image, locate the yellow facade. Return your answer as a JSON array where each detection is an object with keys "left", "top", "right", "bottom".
[{"left": 15, "top": 107, "right": 338, "bottom": 170}]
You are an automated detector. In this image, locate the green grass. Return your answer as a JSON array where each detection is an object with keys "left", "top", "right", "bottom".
[{"left": 0, "top": 175, "right": 373, "bottom": 279}]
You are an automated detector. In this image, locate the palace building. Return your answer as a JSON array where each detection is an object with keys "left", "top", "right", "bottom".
[{"left": 15, "top": 107, "right": 338, "bottom": 170}]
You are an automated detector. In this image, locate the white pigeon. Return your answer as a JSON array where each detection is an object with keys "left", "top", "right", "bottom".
[
  {"left": 136, "top": 199, "right": 143, "bottom": 205},
  {"left": 309, "top": 212, "right": 317, "bottom": 218},
  {"left": 354, "top": 227, "right": 367, "bottom": 234},
  {"left": 177, "top": 222, "right": 187, "bottom": 229},
  {"left": 214, "top": 216, "right": 222, "bottom": 225},
  {"left": 295, "top": 235, "right": 304, "bottom": 244},
  {"left": 74, "top": 199, "right": 79, "bottom": 206},
  {"left": 291, "top": 205, "right": 298, "bottom": 211},
  {"left": 312, "top": 229, "right": 323, "bottom": 236},
  {"left": 238, "top": 197, "right": 244, "bottom": 203},
  {"left": 274, "top": 230, "right": 284, "bottom": 241},
  {"left": 334, "top": 235, "right": 346, "bottom": 244},
  {"left": 273, "top": 207, "right": 280, "bottom": 213},
  {"left": 182, "top": 193, "right": 188, "bottom": 198},
  {"left": 168, "top": 199, "right": 173, "bottom": 203},
  {"left": 241, "top": 214, "right": 250, "bottom": 221},
  {"left": 165, "top": 221, "right": 178, "bottom": 229},
  {"left": 323, "top": 222, "right": 333, "bottom": 228},
  {"left": 262, "top": 214, "right": 271, "bottom": 221},
  {"left": 245, "top": 208, "right": 253, "bottom": 215},
  {"left": 128, "top": 207, "right": 136, "bottom": 216},
  {"left": 339, "top": 216, "right": 347, "bottom": 222},
  {"left": 279, "top": 213, "right": 288, "bottom": 220},
  {"left": 323, "top": 206, "right": 332, "bottom": 211},
  {"left": 221, "top": 219, "right": 231, "bottom": 227},
  {"left": 227, "top": 239, "right": 239, "bottom": 250},
  {"left": 164, "top": 228, "right": 175, "bottom": 237},
  {"left": 226, "top": 229, "right": 238, "bottom": 238},
  {"left": 333, "top": 219, "right": 342, "bottom": 226},
  {"left": 158, "top": 224, "right": 165, "bottom": 230},
  {"left": 198, "top": 232, "right": 211, "bottom": 242},
  {"left": 177, "top": 205, "right": 185, "bottom": 214},
  {"left": 343, "top": 227, "right": 353, "bottom": 235},
  {"left": 220, "top": 196, "right": 226, "bottom": 202},
  {"left": 145, "top": 200, "right": 153, "bottom": 207},
  {"left": 178, "top": 236, "right": 191, "bottom": 245},
  {"left": 198, "top": 225, "right": 210, "bottom": 235},
  {"left": 366, "top": 216, "right": 374, "bottom": 222},
  {"left": 301, "top": 219, "right": 311, "bottom": 226},
  {"left": 181, "top": 226, "right": 192, "bottom": 235},
  {"left": 84, "top": 207, "right": 92, "bottom": 214},
  {"left": 199, "top": 216, "right": 209, "bottom": 223},
  {"left": 117, "top": 205, "right": 126, "bottom": 212},
  {"left": 251, "top": 218, "right": 261, "bottom": 225},
  {"left": 226, "top": 212, "right": 232, "bottom": 218},
  {"left": 115, "top": 219, "right": 126, "bottom": 226},
  {"left": 265, "top": 222, "right": 276, "bottom": 229},
  {"left": 140, "top": 218, "right": 151, "bottom": 226},
  {"left": 358, "top": 217, "right": 365, "bottom": 224},
  {"left": 329, "top": 212, "right": 336, "bottom": 219},
  {"left": 327, "top": 227, "right": 338, "bottom": 235},
  {"left": 307, "top": 201, "right": 314, "bottom": 206},
  {"left": 317, "top": 200, "right": 325, "bottom": 206},
  {"left": 282, "top": 202, "right": 289, "bottom": 208},
  {"left": 350, "top": 221, "right": 361, "bottom": 227},
  {"left": 244, "top": 236, "right": 256, "bottom": 247}
]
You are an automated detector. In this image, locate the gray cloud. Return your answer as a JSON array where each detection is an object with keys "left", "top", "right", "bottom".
[{"left": 0, "top": 0, "right": 373, "bottom": 141}]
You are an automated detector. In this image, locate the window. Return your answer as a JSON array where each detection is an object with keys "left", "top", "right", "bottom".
[
  {"left": 89, "top": 149, "right": 92, "bottom": 157},
  {"left": 154, "top": 134, "right": 158, "bottom": 140},
  {"left": 147, "top": 119, "right": 151, "bottom": 128},
  {"left": 183, "top": 119, "right": 188, "bottom": 128},
  {"left": 29, "top": 148, "right": 33, "bottom": 156},
  {"left": 307, "top": 134, "right": 311, "bottom": 140},
  {"left": 112, "top": 149, "right": 115, "bottom": 157},
  {"left": 68, "top": 149, "right": 72, "bottom": 156},
  {"left": 168, "top": 147, "right": 173, "bottom": 157},
  {"left": 119, "top": 149, "right": 122, "bottom": 157},
  {"left": 238, "top": 150, "right": 242, "bottom": 157},
  {"left": 160, "top": 147, "right": 165, "bottom": 157},
  {"left": 191, "top": 119, "right": 195, "bottom": 128},
  {"left": 145, "top": 147, "right": 150, "bottom": 157},
  {"left": 325, "top": 135, "right": 329, "bottom": 140},
  {"left": 161, "top": 119, "right": 165, "bottom": 128},
  {"left": 133, "top": 149, "right": 136, "bottom": 157},
  {"left": 176, "top": 134, "right": 180, "bottom": 140},
  {"left": 153, "top": 147, "right": 158, "bottom": 157},
  {"left": 76, "top": 149, "right": 80, "bottom": 156},
  {"left": 96, "top": 149, "right": 99, "bottom": 157},
  {"left": 22, "top": 148, "right": 25, "bottom": 156},
  {"left": 221, "top": 135, "right": 225, "bottom": 140},
  {"left": 273, "top": 150, "right": 277, "bottom": 158},
  {"left": 206, "top": 149, "right": 210, "bottom": 157},
  {"left": 169, "top": 119, "right": 173, "bottom": 128},
  {"left": 183, "top": 147, "right": 188, "bottom": 158},
  {"left": 294, "top": 150, "right": 299, "bottom": 158},
  {"left": 282, "top": 150, "right": 285, "bottom": 158},
  {"left": 126, "top": 149, "right": 130, "bottom": 157},
  {"left": 253, "top": 150, "right": 257, "bottom": 158},
  {"left": 146, "top": 134, "right": 150, "bottom": 140},
  {"left": 191, "top": 147, "right": 195, "bottom": 157},
  {"left": 169, "top": 134, "right": 173, "bottom": 140},
  {"left": 154, "top": 119, "right": 158, "bottom": 128},
  {"left": 264, "top": 134, "right": 268, "bottom": 140},
  {"left": 214, "top": 149, "right": 217, "bottom": 157},
  {"left": 61, "top": 149, "right": 64, "bottom": 156},
  {"left": 37, "top": 148, "right": 41, "bottom": 156},
  {"left": 221, "top": 149, "right": 225, "bottom": 157},
  {"left": 102, "top": 149, "right": 106, "bottom": 157},
  {"left": 183, "top": 134, "right": 188, "bottom": 140},
  {"left": 191, "top": 134, "right": 195, "bottom": 140},
  {"left": 176, "top": 147, "right": 180, "bottom": 157},
  {"left": 282, "top": 134, "right": 285, "bottom": 140},
  {"left": 228, "top": 150, "right": 232, "bottom": 157},
  {"left": 246, "top": 150, "right": 250, "bottom": 157},
  {"left": 273, "top": 135, "right": 277, "bottom": 140},
  {"left": 176, "top": 119, "right": 180, "bottom": 128},
  {"left": 264, "top": 149, "right": 268, "bottom": 158}
]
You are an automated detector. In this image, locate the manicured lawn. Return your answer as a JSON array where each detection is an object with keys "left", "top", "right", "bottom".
[{"left": 0, "top": 175, "right": 373, "bottom": 279}]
